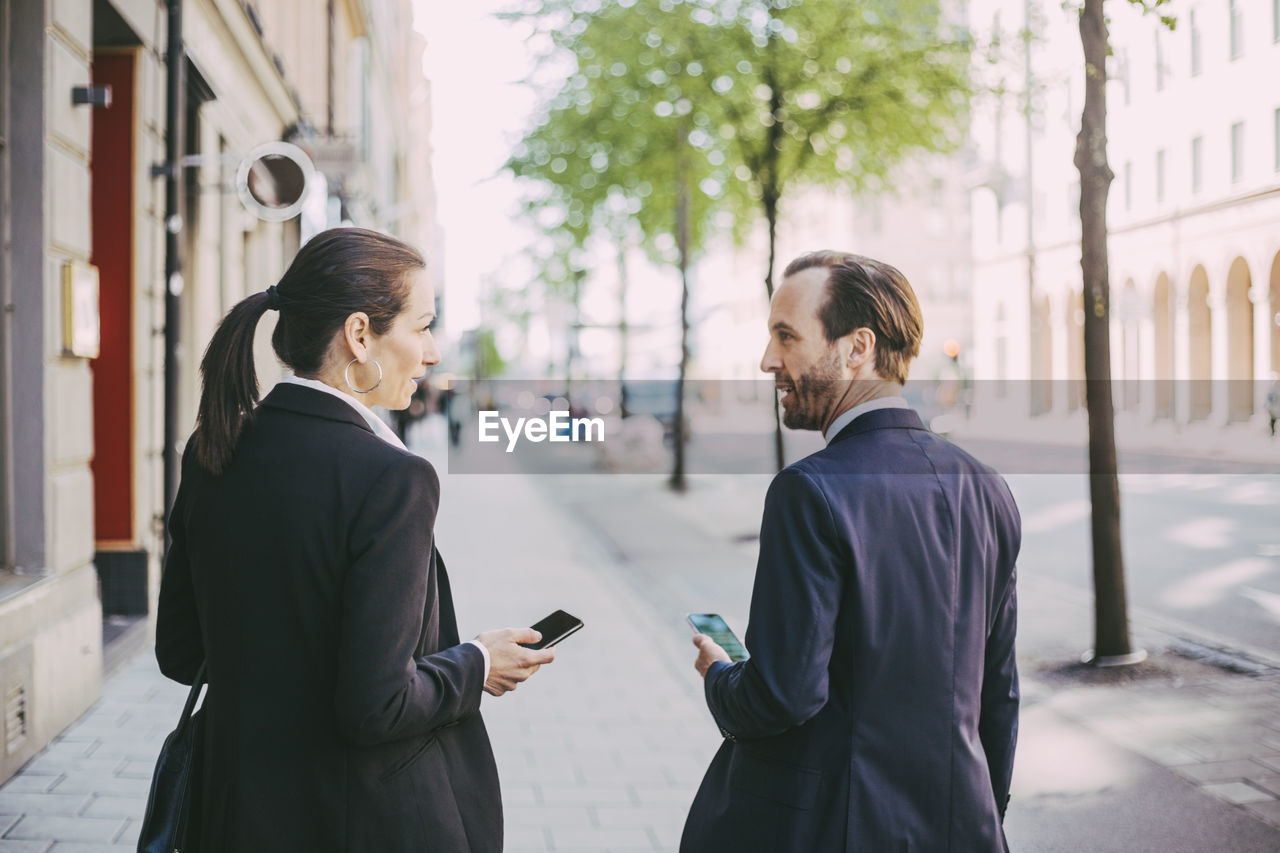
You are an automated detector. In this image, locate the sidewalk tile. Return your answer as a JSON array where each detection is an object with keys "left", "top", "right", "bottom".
[
  {"left": 594, "top": 804, "right": 685, "bottom": 830},
  {"left": 503, "top": 804, "right": 594, "bottom": 830},
  {"left": 2, "top": 816, "right": 125, "bottom": 844},
  {"left": 1176, "top": 759, "right": 1280, "bottom": 783},
  {"left": 78, "top": 798, "right": 142, "bottom": 822},
  {"left": 538, "top": 784, "right": 634, "bottom": 806},
  {"left": 44, "top": 778, "right": 147, "bottom": 799},
  {"left": 547, "top": 826, "right": 653, "bottom": 849},
  {"left": 0, "top": 842, "right": 51, "bottom": 852},
  {"left": 500, "top": 825, "right": 550, "bottom": 852},
  {"left": 0, "top": 778, "right": 59, "bottom": 797},
  {"left": 1184, "top": 742, "right": 1271, "bottom": 762},
  {"left": 1244, "top": 799, "right": 1280, "bottom": 827},
  {"left": 1130, "top": 743, "right": 1203, "bottom": 767},
  {"left": 0, "top": 795, "right": 89, "bottom": 818},
  {"left": 1250, "top": 775, "right": 1280, "bottom": 797},
  {"left": 1201, "top": 782, "right": 1276, "bottom": 805}
]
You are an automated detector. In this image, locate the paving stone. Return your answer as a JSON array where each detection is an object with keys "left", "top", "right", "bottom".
[
  {"left": 44, "top": 778, "right": 146, "bottom": 799},
  {"left": 13, "top": 760, "right": 120, "bottom": 781},
  {"left": 1244, "top": 798, "right": 1280, "bottom": 827},
  {"left": 548, "top": 825, "right": 654, "bottom": 849},
  {"left": 594, "top": 804, "right": 687, "bottom": 830},
  {"left": 0, "top": 841, "right": 52, "bottom": 852},
  {"left": 1200, "top": 781, "right": 1276, "bottom": 805},
  {"left": 538, "top": 784, "right": 635, "bottom": 806},
  {"left": 105, "top": 763, "right": 150, "bottom": 782},
  {"left": 78, "top": 798, "right": 142, "bottom": 822},
  {"left": 0, "top": 795, "right": 89, "bottom": 819},
  {"left": 503, "top": 804, "right": 594, "bottom": 830},
  {"left": 628, "top": 783, "right": 699, "bottom": 807},
  {"left": 1182, "top": 741, "right": 1270, "bottom": 762},
  {"left": 1130, "top": 742, "right": 1203, "bottom": 767},
  {"left": 0, "top": 778, "right": 60, "bottom": 797},
  {"left": 1176, "top": 759, "right": 1280, "bottom": 783},
  {"left": 46, "top": 845, "right": 135, "bottom": 852},
  {"left": 80, "top": 740, "right": 163, "bottom": 761},
  {"left": 2, "top": 816, "right": 125, "bottom": 844},
  {"left": 500, "top": 825, "right": 550, "bottom": 851},
  {"left": 1251, "top": 775, "right": 1280, "bottom": 798},
  {"left": 1255, "top": 754, "right": 1280, "bottom": 774}
]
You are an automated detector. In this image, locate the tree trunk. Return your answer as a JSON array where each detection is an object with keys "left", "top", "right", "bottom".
[
  {"left": 565, "top": 269, "right": 583, "bottom": 410},
  {"left": 1074, "top": 0, "right": 1137, "bottom": 663},
  {"left": 616, "top": 233, "right": 630, "bottom": 419},
  {"left": 764, "top": 194, "right": 786, "bottom": 473},
  {"left": 671, "top": 147, "right": 691, "bottom": 492},
  {"left": 763, "top": 57, "right": 786, "bottom": 473}
]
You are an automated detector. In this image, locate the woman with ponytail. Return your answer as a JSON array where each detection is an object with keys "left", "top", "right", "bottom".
[{"left": 155, "top": 227, "right": 553, "bottom": 852}]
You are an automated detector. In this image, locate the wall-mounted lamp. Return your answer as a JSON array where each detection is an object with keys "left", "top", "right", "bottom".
[{"left": 71, "top": 85, "right": 112, "bottom": 108}]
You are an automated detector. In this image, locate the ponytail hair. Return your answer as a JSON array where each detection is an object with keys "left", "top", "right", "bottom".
[
  {"left": 191, "top": 227, "right": 425, "bottom": 475},
  {"left": 191, "top": 292, "right": 274, "bottom": 474}
]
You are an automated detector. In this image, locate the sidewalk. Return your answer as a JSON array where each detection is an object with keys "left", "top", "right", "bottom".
[
  {"left": 528, "top": 467, "right": 1280, "bottom": 852},
  {"left": 1, "top": 416, "right": 1278, "bottom": 852}
]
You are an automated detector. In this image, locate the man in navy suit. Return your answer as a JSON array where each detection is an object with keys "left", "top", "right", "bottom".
[{"left": 682, "top": 251, "right": 1021, "bottom": 852}]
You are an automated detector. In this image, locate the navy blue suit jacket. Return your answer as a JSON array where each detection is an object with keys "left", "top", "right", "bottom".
[{"left": 682, "top": 408, "right": 1021, "bottom": 853}]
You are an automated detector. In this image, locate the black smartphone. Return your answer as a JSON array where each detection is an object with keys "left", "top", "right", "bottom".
[
  {"left": 519, "top": 609, "right": 584, "bottom": 650},
  {"left": 687, "top": 613, "right": 750, "bottom": 662}
]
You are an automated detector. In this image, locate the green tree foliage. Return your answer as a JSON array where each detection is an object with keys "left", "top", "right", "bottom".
[{"left": 506, "top": 0, "right": 973, "bottom": 470}]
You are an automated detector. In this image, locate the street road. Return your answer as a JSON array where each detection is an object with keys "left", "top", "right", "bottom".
[{"left": 503, "top": 430, "right": 1280, "bottom": 663}]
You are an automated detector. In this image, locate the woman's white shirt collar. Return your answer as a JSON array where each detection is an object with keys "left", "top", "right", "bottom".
[{"left": 279, "top": 374, "right": 407, "bottom": 451}]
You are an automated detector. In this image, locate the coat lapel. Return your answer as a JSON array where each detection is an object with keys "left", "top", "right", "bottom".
[
  {"left": 259, "top": 382, "right": 375, "bottom": 434},
  {"left": 828, "top": 407, "right": 927, "bottom": 446}
]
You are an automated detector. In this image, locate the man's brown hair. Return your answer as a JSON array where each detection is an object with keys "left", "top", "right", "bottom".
[{"left": 783, "top": 250, "right": 923, "bottom": 384}]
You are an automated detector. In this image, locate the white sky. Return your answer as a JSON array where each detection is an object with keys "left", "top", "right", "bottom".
[{"left": 414, "top": 1, "right": 541, "bottom": 337}]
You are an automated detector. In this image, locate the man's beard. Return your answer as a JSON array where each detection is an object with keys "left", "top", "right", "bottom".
[{"left": 780, "top": 350, "right": 844, "bottom": 431}]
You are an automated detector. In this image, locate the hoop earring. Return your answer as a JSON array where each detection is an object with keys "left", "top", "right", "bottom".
[{"left": 344, "top": 358, "right": 383, "bottom": 394}]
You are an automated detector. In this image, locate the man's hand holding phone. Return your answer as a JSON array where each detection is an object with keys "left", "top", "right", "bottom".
[
  {"left": 476, "top": 610, "right": 584, "bottom": 696},
  {"left": 692, "top": 634, "right": 732, "bottom": 678},
  {"left": 475, "top": 628, "right": 555, "bottom": 696},
  {"left": 687, "top": 613, "right": 748, "bottom": 678}
]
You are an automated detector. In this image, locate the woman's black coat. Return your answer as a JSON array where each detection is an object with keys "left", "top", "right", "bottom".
[{"left": 157, "top": 383, "right": 499, "bottom": 852}]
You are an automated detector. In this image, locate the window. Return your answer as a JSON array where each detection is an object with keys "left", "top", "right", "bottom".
[
  {"left": 1231, "top": 121, "right": 1244, "bottom": 182},
  {"left": 1124, "top": 161, "right": 1133, "bottom": 210},
  {"left": 1229, "top": 0, "right": 1243, "bottom": 60},
  {"left": 1156, "top": 149, "right": 1166, "bottom": 203},
  {"left": 1274, "top": 107, "right": 1280, "bottom": 171},
  {"left": 1154, "top": 29, "right": 1167, "bottom": 90},
  {"left": 1190, "top": 9, "right": 1202, "bottom": 76},
  {"left": 1117, "top": 47, "right": 1131, "bottom": 105},
  {"left": 1191, "top": 135, "right": 1203, "bottom": 194}
]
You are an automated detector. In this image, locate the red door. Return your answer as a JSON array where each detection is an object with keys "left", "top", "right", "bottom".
[{"left": 90, "top": 52, "right": 135, "bottom": 544}]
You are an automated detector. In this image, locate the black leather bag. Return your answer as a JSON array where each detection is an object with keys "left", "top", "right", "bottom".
[{"left": 137, "top": 664, "right": 206, "bottom": 853}]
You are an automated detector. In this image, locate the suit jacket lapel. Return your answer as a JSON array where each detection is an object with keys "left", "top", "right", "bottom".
[{"left": 433, "top": 547, "right": 462, "bottom": 648}]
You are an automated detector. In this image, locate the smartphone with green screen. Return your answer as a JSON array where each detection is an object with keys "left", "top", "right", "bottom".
[{"left": 687, "top": 613, "right": 749, "bottom": 662}]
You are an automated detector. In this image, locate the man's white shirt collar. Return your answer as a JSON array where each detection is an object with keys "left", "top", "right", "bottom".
[
  {"left": 823, "top": 395, "right": 910, "bottom": 445},
  {"left": 280, "top": 374, "right": 407, "bottom": 451}
]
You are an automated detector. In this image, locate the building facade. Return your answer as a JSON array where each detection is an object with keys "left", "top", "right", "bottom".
[
  {"left": 968, "top": 0, "right": 1280, "bottom": 426},
  {"left": 0, "top": 0, "right": 434, "bottom": 784}
]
